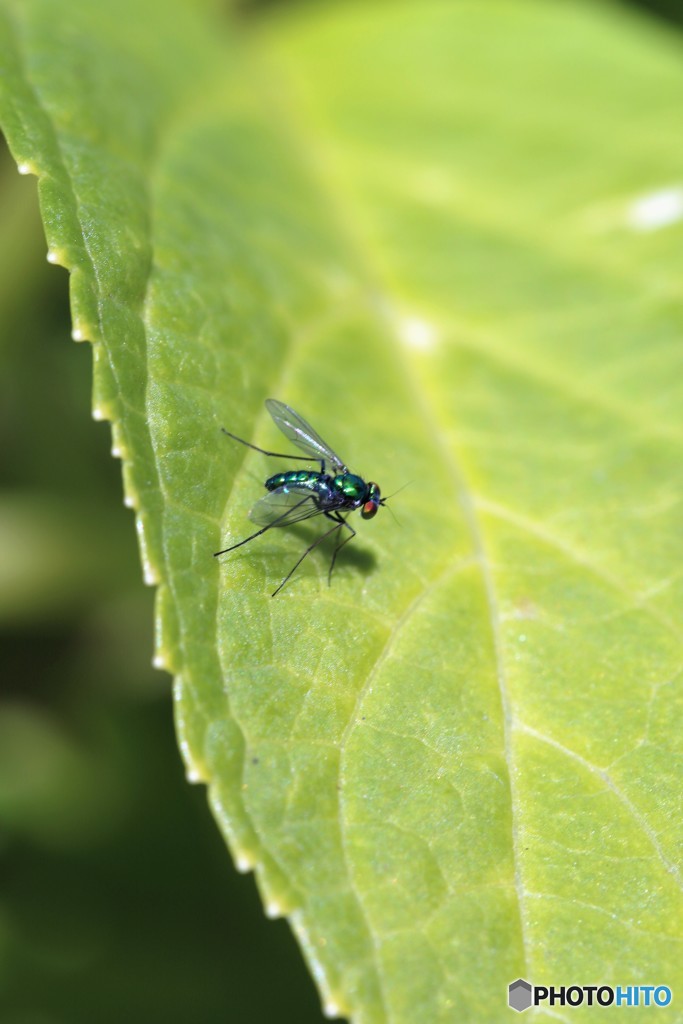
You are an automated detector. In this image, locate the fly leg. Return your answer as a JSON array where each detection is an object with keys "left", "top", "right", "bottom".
[
  {"left": 272, "top": 515, "right": 345, "bottom": 597},
  {"left": 221, "top": 427, "right": 321, "bottom": 465},
  {"left": 223, "top": 428, "right": 321, "bottom": 464},
  {"left": 213, "top": 495, "right": 313, "bottom": 557},
  {"left": 326, "top": 513, "right": 356, "bottom": 585}
]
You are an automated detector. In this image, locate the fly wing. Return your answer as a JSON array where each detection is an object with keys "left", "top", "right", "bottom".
[
  {"left": 265, "top": 399, "right": 347, "bottom": 472},
  {"left": 248, "top": 486, "right": 327, "bottom": 528}
]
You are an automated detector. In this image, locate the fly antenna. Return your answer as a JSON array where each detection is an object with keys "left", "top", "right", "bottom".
[
  {"left": 383, "top": 480, "right": 411, "bottom": 502},
  {"left": 381, "top": 481, "right": 411, "bottom": 526},
  {"left": 384, "top": 502, "right": 401, "bottom": 526}
]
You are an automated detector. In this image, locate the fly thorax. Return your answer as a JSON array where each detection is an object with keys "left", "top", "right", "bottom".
[{"left": 333, "top": 473, "right": 368, "bottom": 503}]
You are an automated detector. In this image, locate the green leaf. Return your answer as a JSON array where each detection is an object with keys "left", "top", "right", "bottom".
[{"left": 2, "top": 0, "right": 682, "bottom": 1020}]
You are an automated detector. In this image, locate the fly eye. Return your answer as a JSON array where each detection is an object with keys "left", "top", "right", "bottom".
[{"left": 362, "top": 500, "right": 378, "bottom": 519}]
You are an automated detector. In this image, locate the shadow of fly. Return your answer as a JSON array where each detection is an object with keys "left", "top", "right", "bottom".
[{"left": 214, "top": 399, "right": 386, "bottom": 596}]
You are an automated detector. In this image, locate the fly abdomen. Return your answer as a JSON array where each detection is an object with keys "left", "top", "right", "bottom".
[{"left": 266, "top": 470, "right": 329, "bottom": 493}]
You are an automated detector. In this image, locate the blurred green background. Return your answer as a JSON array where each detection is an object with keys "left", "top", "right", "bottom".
[{"left": 0, "top": 1, "right": 679, "bottom": 1021}]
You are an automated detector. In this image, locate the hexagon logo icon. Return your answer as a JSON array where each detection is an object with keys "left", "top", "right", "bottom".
[{"left": 508, "top": 978, "right": 533, "bottom": 1012}]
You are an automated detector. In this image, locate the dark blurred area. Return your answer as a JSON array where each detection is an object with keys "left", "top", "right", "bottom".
[
  {"left": 0, "top": 134, "right": 322, "bottom": 1022},
  {"left": 625, "top": 0, "right": 683, "bottom": 29},
  {"left": 235, "top": 0, "right": 683, "bottom": 30}
]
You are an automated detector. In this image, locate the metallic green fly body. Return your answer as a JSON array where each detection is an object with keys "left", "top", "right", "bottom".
[{"left": 214, "top": 399, "right": 385, "bottom": 595}]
